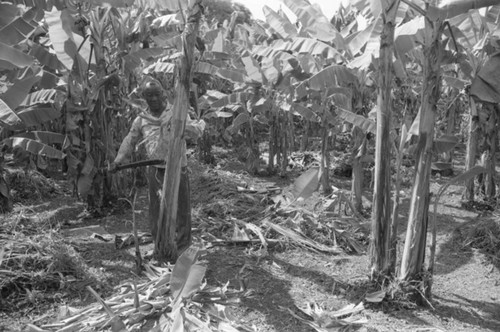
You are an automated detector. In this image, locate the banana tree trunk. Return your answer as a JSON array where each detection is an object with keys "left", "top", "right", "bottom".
[
  {"left": 301, "top": 119, "right": 310, "bottom": 152},
  {"left": 280, "top": 110, "right": 289, "bottom": 176},
  {"left": 444, "top": 95, "right": 457, "bottom": 162},
  {"left": 400, "top": 19, "right": 444, "bottom": 287},
  {"left": 370, "top": 0, "right": 398, "bottom": 278},
  {"left": 268, "top": 108, "right": 277, "bottom": 174},
  {"left": 351, "top": 126, "right": 365, "bottom": 213},
  {"left": 155, "top": 1, "right": 202, "bottom": 262},
  {"left": 320, "top": 107, "right": 331, "bottom": 195},
  {"left": 245, "top": 96, "right": 260, "bottom": 175},
  {"left": 464, "top": 97, "right": 479, "bottom": 201},
  {"left": 482, "top": 103, "right": 497, "bottom": 199}
]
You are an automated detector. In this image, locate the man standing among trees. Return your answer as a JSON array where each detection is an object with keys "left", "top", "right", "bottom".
[{"left": 110, "top": 78, "right": 205, "bottom": 257}]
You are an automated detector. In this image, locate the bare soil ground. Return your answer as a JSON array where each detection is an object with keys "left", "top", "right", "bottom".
[{"left": 1, "top": 150, "right": 499, "bottom": 332}]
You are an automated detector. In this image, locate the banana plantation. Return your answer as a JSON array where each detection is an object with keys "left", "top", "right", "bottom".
[{"left": 1, "top": 0, "right": 500, "bottom": 331}]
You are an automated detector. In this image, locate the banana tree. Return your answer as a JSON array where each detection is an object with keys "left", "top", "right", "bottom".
[
  {"left": 399, "top": 0, "right": 499, "bottom": 295},
  {"left": 154, "top": 0, "right": 204, "bottom": 262},
  {"left": 0, "top": 3, "right": 68, "bottom": 211}
]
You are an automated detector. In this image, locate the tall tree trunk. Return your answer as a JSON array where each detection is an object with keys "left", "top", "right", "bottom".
[
  {"left": 320, "top": 124, "right": 331, "bottom": 195},
  {"left": 482, "top": 103, "right": 497, "bottom": 199},
  {"left": 400, "top": 19, "right": 444, "bottom": 287},
  {"left": 444, "top": 94, "right": 457, "bottom": 162},
  {"left": 464, "top": 97, "right": 479, "bottom": 201},
  {"left": 268, "top": 109, "right": 276, "bottom": 174},
  {"left": 155, "top": 1, "right": 203, "bottom": 262},
  {"left": 301, "top": 119, "right": 310, "bottom": 152},
  {"left": 246, "top": 94, "right": 260, "bottom": 175},
  {"left": 370, "top": 0, "right": 398, "bottom": 279},
  {"left": 351, "top": 126, "right": 365, "bottom": 213},
  {"left": 280, "top": 111, "right": 288, "bottom": 176}
]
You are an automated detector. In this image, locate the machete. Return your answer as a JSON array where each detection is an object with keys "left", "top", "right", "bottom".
[{"left": 100, "top": 159, "right": 165, "bottom": 172}]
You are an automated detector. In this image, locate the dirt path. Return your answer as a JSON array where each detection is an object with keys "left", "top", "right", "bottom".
[{"left": 1, "top": 158, "right": 500, "bottom": 332}]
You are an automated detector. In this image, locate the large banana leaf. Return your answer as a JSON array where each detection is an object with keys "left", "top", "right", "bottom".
[
  {"left": 470, "top": 53, "right": 500, "bottom": 103},
  {"left": 0, "top": 41, "right": 34, "bottom": 68},
  {"left": 281, "top": 0, "right": 345, "bottom": 48},
  {"left": 252, "top": 37, "right": 344, "bottom": 63},
  {"left": 151, "top": 13, "right": 181, "bottom": 28},
  {"left": 302, "top": 65, "right": 358, "bottom": 92},
  {"left": 348, "top": 15, "right": 383, "bottom": 57},
  {"left": 0, "top": 98, "right": 23, "bottom": 129},
  {"left": 212, "top": 92, "right": 249, "bottom": 108},
  {"left": 45, "top": 9, "right": 91, "bottom": 70},
  {"left": 334, "top": 93, "right": 376, "bottom": 135},
  {"left": 196, "top": 62, "right": 247, "bottom": 84},
  {"left": 13, "top": 131, "right": 70, "bottom": 149},
  {"left": 143, "top": 61, "right": 175, "bottom": 74},
  {"left": 241, "top": 56, "right": 264, "bottom": 84},
  {"left": 170, "top": 246, "right": 206, "bottom": 306},
  {"left": 1, "top": 72, "right": 41, "bottom": 109},
  {"left": 292, "top": 103, "right": 320, "bottom": 122},
  {"left": 3, "top": 0, "right": 65, "bottom": 11},
  {"left": 292, "top": 167, "right": 321, "bottom": 200},
  {"left": 429, "top": 0, "right": 499, "bottom": 20},
  {"left": 19, "top": 89, "right": 58, "bottom": 107},
  {"left": 228, "top": 112, "right": 250, "bottom": 133},
  {"left": 16, "top": 104, "right": 61, "bottom": 127},
  {"left": 0, "top": 16, "right": 36, "bottom": 45},
  {"left": 0, "top": 3, "right": 20, "bottom": 26},
  {"left": 28, "top": 43, "right": 64, "bottom": 72},
  {"left": 263, "top": 5, "right": 297, "bottom": 39},
  {"left": 124, "top": 48, "right": 169, "bottom": 72},
  {"left": 2, "top": 137, "right": 65, "bottom": 159}
]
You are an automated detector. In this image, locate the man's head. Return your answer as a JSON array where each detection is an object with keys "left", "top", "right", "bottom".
[{"left": 141, "top": 79, "right": 164, "bottom": 114}]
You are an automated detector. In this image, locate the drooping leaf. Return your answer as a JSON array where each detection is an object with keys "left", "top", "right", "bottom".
[
  {"left": 13, "top": 131, "right": 70, "bottom": 149},
  {"left": 470, "top": 53, "right": 500, "bottom": 103},
  {"left": 335, "top": 108, "right": 376, "bottom": 134},
  {"left": 28, "top": 43, "right": 65, "bottom": 72},
  {"left": 19, "top": 89, "right": 58, "bottom": 107},
  {"left": 348, "top": 15, "right": 383, "bottom": 57},
  {"left": 252, "top": 37, "right": 344, "bottom": 63},
  {"left": 365, "top": 290, "right": 386, "bottom": 303},
  {"left": 1, "top": 72, "right": 41, "bottom": 109},
  {"left": 45, "top": 9, "right": 91, "bottom": 70},
  {"left": 241, "top": 56, "right": 264, "bottom": 84},
  {"left": 0, "top": 16, "right": 36, "bottom": 45},
  {"left": 229, "top": 112, "right": 250, "bottom": 132},
  {"left": 2, "top": 137, "right": 65, "bottom": 159},
  {"left": 151, "top": 13, "right": 181, "bottom": 28},
  {"left": 263, "top": 5, "right": 297, "bottom": 39},
  {"left": 212, "top": 92, "right": 249, "bottom": 108},
  {"left": 429, "top": 0, "right": 499, "bottom": 20},
  {"left": 281, "top": 0, "right": 345, "bottom": 48},
  {"left": 0, "top": 3, "right": 21, "bottom": 26},
  {"left": 170, "top": 246, "right": 207, "bottom": 306},
  {"left": 195, "top": 62, "right": 247, "bottom": 84},
  {"left": 301, "top": 65, "right": 357, "bottom": 93},
  {"left": 17, "top": 104, "right": 60, "bottom": 127},
  {"left": 143, "top": 61, "right": 175, "bottom": 74},
  {"left": 124, "top": 48, "right": 169, "bottom": 72},
  {"left": 292, "top": 167, "right": 321, "bottom": 200},
  {"left": 292, "top": 103, "right": 320, "bottom": 122},
  {"left": 0, "top": 98, "right": 23, "bottom": 129},
  {"left": 0, "top": 41, "right": 34, "bottom": 68},
  {"left": 394, "top": 16, "right": 426, "bottom": 58}
]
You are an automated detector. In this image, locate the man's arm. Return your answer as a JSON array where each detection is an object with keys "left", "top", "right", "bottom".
[{"left": 114, "top": 117, "right": 142, "bottom": 165}]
